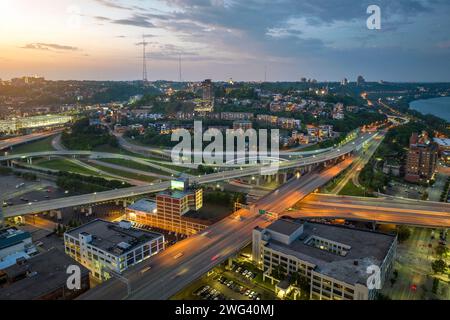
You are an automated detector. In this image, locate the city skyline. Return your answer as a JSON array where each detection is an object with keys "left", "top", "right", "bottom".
[{"left": 1, "top": 0, "right": 450, "bottom": 82}]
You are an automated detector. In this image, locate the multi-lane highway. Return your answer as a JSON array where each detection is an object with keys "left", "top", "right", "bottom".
[
  {"left": 0, "top": 130, "right": 62, "bottom": 151},
  {"left": 288, "top": 193, "right": 450, "bottom": 227},
  {"left": 1, "top": 132, "right": 375, "bottom": 218},
  {"left": 80, "top": 160, "right": 354, "bottom": 300}
]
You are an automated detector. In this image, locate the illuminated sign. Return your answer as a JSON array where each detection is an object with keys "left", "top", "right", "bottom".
[{"left": 171, "top": 179, "right": 186, "bottom": 191}]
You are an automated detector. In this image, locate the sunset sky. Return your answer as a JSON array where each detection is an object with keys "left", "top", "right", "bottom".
[{"left": 1, "top": 0, "right": 450, "bottom": 81}]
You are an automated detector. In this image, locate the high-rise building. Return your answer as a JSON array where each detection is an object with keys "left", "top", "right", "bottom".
[
  {"left": 195, "top": 79, "right": 215, "bottom": 112},
  {"left": 357, "top": 75, "right": 366, "bottom": 86},
  {"left": 405, "top": 132, "right": 439, "bottom": 183}
]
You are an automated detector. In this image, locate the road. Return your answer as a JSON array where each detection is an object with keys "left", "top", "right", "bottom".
[
  {"left": 330, "top": 131, "right": 385, "bottom": 194},
  {"left": 80, "top": 160, "right": 354, "bottom": 300},
  {"left": 0, "top": 130, "right": 62, "bottom": 151},
  {"left": 1, "top": 132, "right": 376, "bottom": 218},
  {"left": 286, "top": 194, "right": 450, "bottom": 227}
]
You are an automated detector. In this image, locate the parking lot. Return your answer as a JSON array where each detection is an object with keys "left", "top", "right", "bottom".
[{"left": 171, "top": 260, "right": 277, "bottom": 300}]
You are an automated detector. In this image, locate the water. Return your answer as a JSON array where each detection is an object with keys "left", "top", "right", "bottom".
[{"left": 409, "top": 97, "right": 450, "bottom": 122}]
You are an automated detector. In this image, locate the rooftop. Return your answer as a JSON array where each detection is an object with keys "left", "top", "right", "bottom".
[
  {"left": 65, "top": 219, "right": 164, "bottom": 256},
  {"left": 0, "top": 248, "right": 89, "bottom": 300},
  {"left": 0, "top": 227, "right": 31, "bottom": 251},
  {"left": 127, "top": 199, "right": 157, "bottom": 214},
  {"left": 262, "top": 219, "right": 396, "bottom": 285},
  {"left": 434, "top": 138, "right": 450, "bottom": 147},
  {"left": 266, "top": 219, "right": 303, "bottom": 238}
]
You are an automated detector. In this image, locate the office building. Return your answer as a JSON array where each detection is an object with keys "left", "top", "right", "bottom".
[
  {"left": 405, "top": 132, "right": 439, "bottom": 183},
  {"left": 252, "top": 219, "right": 397, "bottom": 300},
  {"left": 126, "top": 180, "right": 207, "bottom": 236},
  {"left": 195, "top": 79, "right": 215, "bottom": 112},
  {"left": 64, "top": 219, "right": 164, "bottom": 282}
]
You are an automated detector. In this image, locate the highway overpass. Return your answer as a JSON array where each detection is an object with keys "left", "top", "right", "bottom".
[
  {"left": 79, "top": 160, "right": 354, "bottom": 300},
  {"left": 285, "top": 194, "right": 450, "bottom": 228},
  {"left": 0, "top": 130, "right": 62, "bottom": 151},
  {"left": 79, "top": 158, "right": 450, "bottom": 300},
  {"left": 0, "top": 132, "right": 376, "bottom": 218}
]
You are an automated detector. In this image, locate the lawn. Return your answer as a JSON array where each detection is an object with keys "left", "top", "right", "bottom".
[
  {"left": 9, "top": 136, "right": 55, "bottom": 154},
  {"left": 86, "top": 162, "right": 157, "bottom": 183},
  {"left": 35, "top": 159, "right": 102, "bottom": 176},
  {"left": 98, "top": 158, "right": 170, "bottom": 176},
  {"left": 338, "top": 180, "right": 370, "bottom": 197}
]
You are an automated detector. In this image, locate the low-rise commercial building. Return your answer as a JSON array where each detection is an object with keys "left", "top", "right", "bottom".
[
  {"left": 0, "top": 227, "right": 32, "bottom": 260},
  {"left": 64, "top": 219, "right": 164, "bottom": 282},
  {"left": 0, "top": 248, "right": 90, "bottom": 300},
  {"left": 252, "top": 219, "right": 397, "bottom": 300}
]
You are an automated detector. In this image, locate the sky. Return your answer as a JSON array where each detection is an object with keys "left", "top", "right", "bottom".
[{"left": 0, "top": 0, "right": 450, "bottom": 82}]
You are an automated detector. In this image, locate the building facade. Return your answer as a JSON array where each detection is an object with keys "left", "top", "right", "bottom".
[
  {"left": 64, "top": 219, "right": 164, "bottom": 282},
  {"left": 405, "top": 132, "right": 439, "bottom": 183},
  {"left": 126, "top": 180, "right": 207, "bottom": 236},
  {"left": 252, "top": 219, "right": 397, "bottom": 300}
]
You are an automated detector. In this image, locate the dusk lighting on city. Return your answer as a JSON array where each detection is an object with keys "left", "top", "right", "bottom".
[{"left": 0, "top": 0, "right": 449, "bottom": 317}]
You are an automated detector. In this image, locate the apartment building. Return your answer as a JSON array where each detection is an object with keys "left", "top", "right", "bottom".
[
  {"left": 64, "top": 219, "right": 164, "bottom": 282},
  {"left": 221, "top": 112, "right": 254, "bottom": 121},
  {"left": 405, "top": 132, "right": 439, "bottom": 183},
  {"left": 252, "top": 219, "right": 397, "bottom": 300}
]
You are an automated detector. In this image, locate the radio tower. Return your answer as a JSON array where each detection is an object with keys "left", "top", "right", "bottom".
[
  {"left": 142, "top": 35, "right": 148, "bottom": 84},
  {"left": 178, "top": 55, "right": 182, "bottom": 82}
]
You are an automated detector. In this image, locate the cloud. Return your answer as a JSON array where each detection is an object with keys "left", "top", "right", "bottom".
[
  {"left": 93, "top": 0, "right": 132, "bottom": 11},
  {"left": 21, "top": 43, "right": 80, "bottom": 51},
  {"left": 94, "top": 14, "right": 156, "bottom": 28}
]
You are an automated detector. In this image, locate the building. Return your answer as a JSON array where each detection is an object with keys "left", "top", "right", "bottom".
[
  {"left": 126, "top": 180, "right": 207, "bottom": 236},
  {"left": 64, "top": 219, "right": 164, "bottom": 282},
  {"left": 0, "top": 114, "right": 72, "bottom": 134},
  {"left": 256, "top": 114, "right": 278, "bottom": 126},
  {"left": 357, "top": 75, "right": 366, "bottom": 86},
  {"left": 277, "top": 118, "right": 300, "bottom": 130},
  {"left": 221, "top": 112, "right": 254, "bottom": 121},
  {"left": 195, "top": 79, "right": 215, "bottom": 112},
  {"left": 383, "top": 162, "right": 401, "bottom": 177},
  {"left": 434, "top": 138, "right": 450, "bottom": 165},
  {"left": 0, "top": 248, "right": 90, "bottom": 300},
  {"left": 252, "top": 219, "right": 397, "bottom": 300},
  {"left": 0, "top": 227, "right": 32, "bottom": 260},
  {"left": 233, "top": 120, "right": 253, "bottom": 131},
  {"left": 405, "top": 132, "right": 439, "bottom": 183}
]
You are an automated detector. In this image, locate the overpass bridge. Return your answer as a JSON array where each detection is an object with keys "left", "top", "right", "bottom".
[
  {"left": 80, "top": 159, "right": 450, "bottom": 300},
  {"left": 285, "top": 194, "right": 450, "bottom": 228},
  {"left": 0, "top": 132, "right": 376, "bottom": 219},
  {"left": 0, "top": 130, "right": 62, "bottom": 151}
]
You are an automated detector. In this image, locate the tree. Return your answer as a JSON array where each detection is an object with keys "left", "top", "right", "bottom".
[
  {"left": 431, "top": 259, "right": 447, "bottom": 274},
  {"left": 435, "top": 244, "right": 449, "bottom": 257},
  {"left": 397, "top": 226, "right": 411, "bottom": 243}
]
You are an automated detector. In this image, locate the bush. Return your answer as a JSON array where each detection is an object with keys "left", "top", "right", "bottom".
[{"left": 397, "top": 226, "right": 411, "bottom": 243}]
